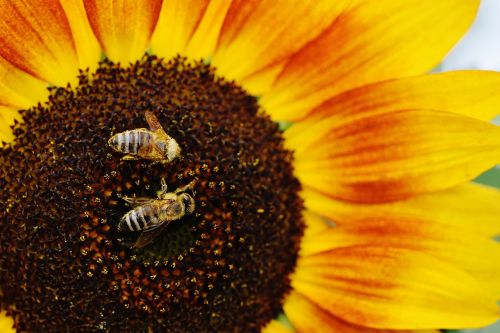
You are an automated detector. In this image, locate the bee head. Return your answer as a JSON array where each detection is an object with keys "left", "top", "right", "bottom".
[
  {"left": 181, "top": 193, "right": 195, "bottom": 215},
  {"left": 165, "top": 139, "right": 181, "bottom": 161}
]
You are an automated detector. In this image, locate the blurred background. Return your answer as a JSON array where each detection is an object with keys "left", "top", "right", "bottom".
[
  {"left": 438, "top": 0, "right": 500, "bottom": 332},
  {"left": 440, "top": 0, "right": 500, "bottom": 72},
  {"left": 443, "top": 0, "right": 500, "bottom": 192}
]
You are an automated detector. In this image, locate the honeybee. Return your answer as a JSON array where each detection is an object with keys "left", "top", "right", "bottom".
[
  {"left": 118, "top": 179, "right": 196, "bottom": 248},
  {"left": 108, "top": 111, "right": 180, "bottom": 163}
]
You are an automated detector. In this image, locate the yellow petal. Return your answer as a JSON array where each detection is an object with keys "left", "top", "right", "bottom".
[
  {"left": 211, "top": 0, "right": 350, "bottom": 94},
  {"left": 183, "top": 0, "right": 233, "bottom": 60},
  {"left": 150, "top": 0, "right": 210, "bottom": 60},
  {"left": 299, "top": 209, "right": 332, "bottom": 264},
  {"left": 261, "top": 0, "right": 480, "bottom": 120},
  {"left": 83, "top": 0, "right": 163, "bottom": 64},
  {"left": 302, "top": 183, "right": 500, "bottom": 238},
  {"left": 289, "top": 109, "right": 500, "bottom": 203},
  {"left": 60, "top": 0, "right": 102, "bottom": 72},
  {"left": 284, "top": 291, "right": 436, "bottom": 333},
  {"left": 293, "top": 246, "right": 499, "bottom": 329},
  {"left": 305, "top": 71, "right": 500, "bottom": 122},
  {"left": 0, "top": 311, "right": 15, "bottom": 333},
  {"left": 239, "top": 63, "right": 287, "bottom": 97},
  {"left": 0, "top": 107, "right": 21, "bottom": 144},
  {"left": 302, "top": 209, "right": 330, "bottom": 238},
  {"left": 300, "top": 213, "right": 500, "bottom": 296},
  {"left": 262, "top": 319, "right": 293, "bottom": 333},
  {"left": 0, "top": 56, "right": 48, "bottom": 109},
  {"left": 0, "top": 0, "right": 80, "bottom": 86}
]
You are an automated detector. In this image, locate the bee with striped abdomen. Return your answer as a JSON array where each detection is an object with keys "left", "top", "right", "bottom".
[
  {"left": 108, "top": 111, "right": 180, "bottom": 163},
  {"left": 118, "top": 179, "right": 196, "bottom": 248}
]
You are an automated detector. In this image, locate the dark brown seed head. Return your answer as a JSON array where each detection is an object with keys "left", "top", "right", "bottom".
[{"left": 0, "top": 55, "right": 304, "bottom": 332}]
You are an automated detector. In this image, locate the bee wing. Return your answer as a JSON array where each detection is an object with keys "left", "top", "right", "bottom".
[
  {"left": 122, "top": 196, "right": 155, "bottom": 208},
  {"left": 138, "top": 142, "right": 166, "bottom": 160},
  {"left": 145, "top": 111, "right": 173, "bottom": 143},
  {"left": 137, "top": 143, "right": 154, "bottom": 156},
  {"left": 132, "top": 222, "right": 170, "bottom": 249},
  {"left": 145, "top": 111, "right": 164, "bottom": 132}
]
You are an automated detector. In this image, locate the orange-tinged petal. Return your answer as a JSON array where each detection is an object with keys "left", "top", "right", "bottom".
[
  {"left": 261, "top": 0, "right": 480, "bottom": 121},
  {"left": 0, "top": 107, "right": 21, "bottom": 144},
  {"left": 83, "top": 0, "right": 163, "bottom": 64},
  {"left": 150, "top": 0, "right": 209, "bottom": 60},
  {"left": 0, "top": 0, "right": 79, "bottom": 86},
  {"left": 0, "top": 311, "right": 15, "bottom": 333},
  {"left": 211, "top": 0, "right": 350, "bottom": 94},
  {"left": 300, "top": 215, "right": 500, "bottom": 296},
  {"left": 239, "top": 62, "right": 287, "bottom": 97},
  {"left": 293, "top": 246, "right": 499, "bottom": 329},
  {"left": 302, "top": 182, "right": 500, "bottom": 238},
  {"left": 262, "top": 319, "right": 293, "bottom": 333},
  {"left": 60, "top": 0, "right": 102, "bottom": 71},
  {"left": 306, "top": 71, "right": 500, "bottom": 122},
  {"left": 0, "top": 56, "right": 48, "bottom": 109},
  {"left": 284, "top": 291, "right": 436, "bottom": 333},
  {"left": 183, "top": 0, "right": 233, "bottom": 60},
  {"left": 289, "top": 110, "right": 500, "bottom": 203}
]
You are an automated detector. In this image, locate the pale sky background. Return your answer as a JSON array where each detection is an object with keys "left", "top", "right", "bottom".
[
  {"left": 441, "top": 0, "right": 500, "bottom": 71},
  {"left": 440, "top": 1, "right": 500, "bottom": 332}
]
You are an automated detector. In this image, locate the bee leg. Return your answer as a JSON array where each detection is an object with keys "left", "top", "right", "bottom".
[
  {"left": 175, "top": 179, "right": 196, "bottom": 194},
  {"left": 147, "top": 160, "right": 161, "bottom": 168},
  {"left": 156, "top": 178, "right": 169, "bottom": 199},
  {"left": 121, "top": 155, "right": 139, "bottom": 161},
  {"left": 161, "top": 178, "right": 168, "bottom": 193}
]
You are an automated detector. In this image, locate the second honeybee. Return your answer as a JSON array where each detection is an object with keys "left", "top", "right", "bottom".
[{"left": 118, "top": 179, "right": 196, "bottom": 248}]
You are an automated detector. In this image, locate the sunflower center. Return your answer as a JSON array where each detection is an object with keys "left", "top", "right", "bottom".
[{"left": 0, "top": 55, "right": 304, "bottom": 332}]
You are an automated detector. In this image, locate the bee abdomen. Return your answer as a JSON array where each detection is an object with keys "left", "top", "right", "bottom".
[
  {"left": 120, "top": 205, "right": 159, "bottom": 231},
  {"left": 109, "top": 130, "right": 152, "bottom": 154}
]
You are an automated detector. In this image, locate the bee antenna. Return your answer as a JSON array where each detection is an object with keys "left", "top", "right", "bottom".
[
  {"left": 175, "top": 179, "right": 196, "bottom": 194},
  {"left": 186, "top": 179, "right": 197, "bottom": 190}
]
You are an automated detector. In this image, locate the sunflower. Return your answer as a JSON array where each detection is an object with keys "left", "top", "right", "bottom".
[{"left": 1, "top": 0, "right": 500, "bottom": 332}]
